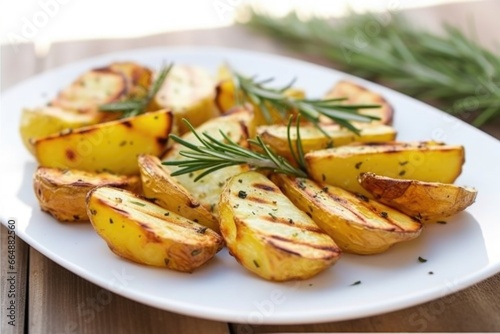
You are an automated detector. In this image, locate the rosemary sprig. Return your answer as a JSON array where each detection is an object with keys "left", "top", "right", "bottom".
[
  {"left": 163, "top": 118, "right": 308, "bottom": 180},
  {"left": 99, "top": 63, "right": 173, "bottom": 118},
  {"left": 232, "top": 70, "right": 380, "bottom": 135},
  {"left": 243, "top": 10, "right": 500, "bottom": 126}
]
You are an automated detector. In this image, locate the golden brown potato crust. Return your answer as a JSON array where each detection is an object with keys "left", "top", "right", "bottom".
[{"left": 34, "top": 167, "right": 141, "bottom": 222}]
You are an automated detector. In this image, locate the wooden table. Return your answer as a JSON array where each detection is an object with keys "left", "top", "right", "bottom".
[{"left": 2, "top": 1, "right": 500, "bottom": 333}]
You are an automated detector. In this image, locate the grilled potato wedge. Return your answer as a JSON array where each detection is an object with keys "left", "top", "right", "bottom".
[
  {"left": 20, "top": 106, "right": 98, "bottom": 155},
  {"left": 87, "top": 186, "right": 223, "bottom": 272},
  {"left": 258, "top": 123, "right": 397, "bottom": 160},
  {"left": 138, "top": 154, "right": 220, "bottom": 233},
  {"left": 306, "top": 141, "right": 465, "bottom": 197},
  {"left": 50, "top": 67, "right": 128, "bottom": 122},
  {"left": 150, "top": 64, "right": 219, "bottom": 134},
  {"left": 323, "top": 80, "right": 393, "bottom": 125},
  {"left": 358, "top": 172, "right": 478, "bottom": 221},
  {"left": 163, "top": 107, "right": 254, "bottom": 214},
  {"left": 215, "top": 63, "right": 305, "bottom": 126},
  {"left": 218, "top": 171, "right": 341, "bottom": 281},
  {"left": 109, "top": 61, "right": 152, "bottom": 98},
  {"left": 272, "top": 174, "right": 422, "bottom": 254},
  {"left": 50, "top": 62, "right": 153, "bottom": 121},
  {"left": 34, "top": 167, "right": 141, "bottom": 222},
  {"left": 33, "top": 109, "right": 173, "bottom": 175}
]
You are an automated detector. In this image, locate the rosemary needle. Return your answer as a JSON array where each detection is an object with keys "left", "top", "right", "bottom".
[
  {"left": 163, "top": 118, "right": 308, "bottom": 181},
  {"left": 244, "top": 10, "right": 500, "bottom": 126},
  {"left": 232, "top": 70, "right": 380, "bottom": 135}
]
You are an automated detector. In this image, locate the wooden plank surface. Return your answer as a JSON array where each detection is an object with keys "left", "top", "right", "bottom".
[
  {"left": 1, "top": 224, "right": 29, "bottom": 334},
  {"left": 27, "top": 248, "right": 229, "bottom": 334},
  {"left": 2, "top": 1, "right": 500, "bottom": 333},
  {"left": 231, "top": 274, "right": 500, "bottom": 333}
]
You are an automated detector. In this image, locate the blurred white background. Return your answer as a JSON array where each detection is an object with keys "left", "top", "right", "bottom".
[{"left": 1, "top": 0, "right": 481, "bottom": 46}]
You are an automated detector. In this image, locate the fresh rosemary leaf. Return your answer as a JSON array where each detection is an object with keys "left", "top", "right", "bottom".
[
  {"left": 244, "top": 10, "right": 500, "bottom": 126},
  {"left": 163, "top": 119, "right": 308, "bottom": 181},
  {"left": 231, "top": 70, "right": 380, "bottom": 134},
  {"left": 99, "top": 100, "right": 143, "bottom": 112}
]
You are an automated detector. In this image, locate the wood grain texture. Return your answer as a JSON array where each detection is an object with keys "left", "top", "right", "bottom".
[
  {"left": 27, "top": 248, "right": 229, "bottom": 334},
  {"left": 1, "top": 224, "right": 29, "bottom": 334},
  {"left": 231, "top": 273, "right": 500, "bottom": 333}
]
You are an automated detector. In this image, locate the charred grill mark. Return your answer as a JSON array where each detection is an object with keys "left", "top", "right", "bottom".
[
  {"left": 163, "top": 111, "right": 173, "bottom": 135},
  {"left": 74, "top": 126, "right": 94, "bottom": 134},
  {"left": 362, "top": 142, "right": 391, "bottom": 146},
  {"left": 110, "top": 205, "right": 130, "bottom": 216},
  {"left": 252, "top": 183, "right": 277, "bottom": 192},
  {"left": 71, "top": 181, "right": 94, "bottom": 187},
  {"left": 268, "top": 240, "right": 301, "bottom": 256},
  {"left": 245, "top": 195, "right": 269, "bottom": 204},
  {"left": 325, "top": 193, "right": 368, "bottom": 222},
  {"left": 235, "top": 121, "right": 251, "bottom": 147},
  {"left": 106, "top": 182, "right": 132, "bottom": 190},
  {"left": 65, "top": 149, "right": 76, "bottom": 161},
  {"left": 122, "top": 120, "right": 133, "bottom": 128},
  {"left": 138, "top": 222, "right": 162, "bottom": 243},
  {"left": 156, "top": 137, "right": 169, "bottom": 146},
  {"left": 268, "top": 235, "right": 340, "bottom": 257},
  {"left": 92, "top": 67, "right": 117, "bottom": 74},
  {"left": 92, "top": 69, "right": 128, "bottom": 99},
  {"left": 262, "top": 217, "right": 323, "bottom": 233},
  {"left": 214, "top": 84, "right": 225, "bottom": 112}
]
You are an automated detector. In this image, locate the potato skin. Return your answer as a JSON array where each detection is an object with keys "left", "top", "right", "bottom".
[
  {"left": 33, "top": 109, "right": 173, "bottom": 175},
  {"left": 306, "top": 141, "right": 465, "bottom": 197},
  {"left": 138, "top": 154, "right": 220, "bottom": 233},
  {"left": 218, "top": 171, "right": 341, "bottom": 281},
  {"left": 34, "top": 167, "right": 141, "bottom": 222},
  {"left": 87, "top": 186, "right": 223, "bottom": 272},
  {"left": 271, "top": 174, "right": 422, "bottom": 255},
  {"left": 358, "top": 172, "right": 478, "bottom": 221}
]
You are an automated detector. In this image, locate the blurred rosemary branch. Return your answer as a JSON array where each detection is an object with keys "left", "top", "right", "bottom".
[{"left": 243, "top": 10, "right": 500, "bottom": 126}]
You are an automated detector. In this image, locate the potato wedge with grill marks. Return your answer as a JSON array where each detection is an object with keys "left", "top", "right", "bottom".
[
  {"left": 33, "top": 109, "right": 173, "bottom": 175},
  {"left": 258, "top": 123, "right": 397, "bottom": 161},
  {"left": 163, "top": 107, "right": 254, "bottom": 214},
  {"left": 218, "top": 171, "right": 341, "bottom": 281},
  {"left": 138, "top": 154, "right": 220, "bottom": 233},
  {"left": 271, "top": 174, "right": 422, "bottom": 255},
  {"left": 87, "top": 186, "right": 223, "bottom": 272},
  {"left": 34, "top": 167, "right": 141, "bottom": 222},
  {"left": 358, "top": 172, "right": 478, "bottom": 221},
  {"left": 109, "top": 61, "right": 152, "bottom": 98},
  {"left": 149, "top": 64, "right": 219, "bottom": 134},
  {"left": 50, "top": 67, "right": 128, "bottom": 122},
  {"left": 50, "top": 62, "right": 153, "bottom": 122},
  {"left": 306, "top": 141, "right": 465, "bottom": 197}
]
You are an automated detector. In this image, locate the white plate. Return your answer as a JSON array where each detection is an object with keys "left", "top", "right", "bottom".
[{"left": 2, "top": 47, "right": 500, "bottom": 325}]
